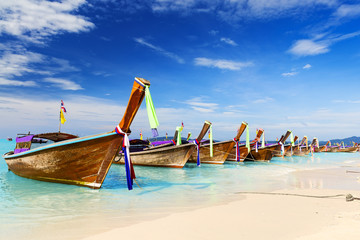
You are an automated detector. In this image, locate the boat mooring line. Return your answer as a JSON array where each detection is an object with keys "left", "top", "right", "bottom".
[{"left": 235, "top": 192, "right": 360, "bottom": 201}]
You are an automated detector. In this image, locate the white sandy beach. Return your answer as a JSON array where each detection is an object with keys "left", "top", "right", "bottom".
[{"left": 83, "top": 167, "right": 360, "bottom": 240}]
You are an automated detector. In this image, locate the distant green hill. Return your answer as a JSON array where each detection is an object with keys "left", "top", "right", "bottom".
[{"left": 327, "top": 136, "right": 360, "bottom": 146}]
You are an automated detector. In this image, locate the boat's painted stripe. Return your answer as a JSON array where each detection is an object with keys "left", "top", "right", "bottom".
[
  {"left": 35, "top": 176, "right": 102, "bottom": 188},
  {"left": 134, "top": 77, "right": 145, "bottom": 87},
  {"left": 3, "top": 132, "right": 117, "bottom": 159}
]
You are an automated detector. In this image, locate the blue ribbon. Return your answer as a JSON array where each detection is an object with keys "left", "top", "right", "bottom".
[
  {"left": 123, "top": 146, "right": 133, "bottom": 190},
  {"left": 194, "top": 139, "right": 201, "bottom": 166},
  {"left": 115, "top": 125, "right": 134, "bottom": 190}
]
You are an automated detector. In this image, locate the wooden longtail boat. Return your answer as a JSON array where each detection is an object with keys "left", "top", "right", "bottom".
[
  {"left": 145, "top": 129, "right": 180, "bottom": 150},
  {"left": 284, "top": 136, "right": 299, "bottom": 157},
  {"left": 337, "top": 146, "right": 358, "bottom": 153},
  {"left": 114, "top": 121, "right": 211, "bottom": 168},
  {"left": 246, "top": 130, "right": 291, "bottom": 161},
  {"left": 226, "top": 128, "right": 264, "bottom": 162},
  {"left": 2, "top": 77, "right": 149, "bottom": 189},
  {"left": 245, "top": 146, "right": 273, "bottom": 161},
  {"left": 272, "top": 131, "right": 292, "bottom": 157},
  {"left": 188, "top": 122, "right": 248, "bottom": 164},
  {"left": 292, "top": 137, "right": 311, "bottom": 156},
  {"left": 313, "top": 140, "right": 330, "bottom": 152},
  {"left": 324, "top": 146, "right": 339, "bottom": 152}
]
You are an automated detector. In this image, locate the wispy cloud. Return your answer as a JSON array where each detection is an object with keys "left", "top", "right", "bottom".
[
  {"left": 334, "top": 4, "right": 360, "bottom": 19},
  {"left": 194, "top": 57, "right": 253, "bottom": 70},
  {"left": 332, "top": 99, "right": 360, "bottom": 104},
  {"left": 220, "top": 37, "right": 238, "bottom": 46},
  {"left": 252, "top": 97, "right": 274, "bottom": 104},
  {"left": 303, "top": 64, "right": 312, "bottom": 69},
  {"left": 288, "top": 31, "right": 360, "bottom": 56},
  {"left": 0, "top": 0, "right": 94, "bottom": 43},
  {"left": 134, "top": 38, "right": 185, "bottom": 64},
  {"left": 149, "top": 0, "right": 336, "bottom": 21},
  {"left": 282, "top": 72, "right": 298, "bottom": 77},
  {"left": 209, "top": 30, "right": 219, "bottom": 36},
  {"left": 0, "top": 51, "right": 45, "bottom": 78},
  {"left": 288, "top": 39, "right": 329, "bottom": 56},
  {"left": 0, "top": 78, "right": 37, "bottom": 87},
  {"left": 48, "top": 58, "right": 80, "bottom": 72},
  {"left": 43, "top": 78, "right": 83, "bottom": 90},
  {"left": 185, "top": 97, "right": 218, "bottom": 113}
]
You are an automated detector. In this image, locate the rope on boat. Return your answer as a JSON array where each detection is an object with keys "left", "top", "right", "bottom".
[
  {"left": 134, "top": 179, "right": 142, "bottom": 190},
  {"left": 235, "top": 192, "right": 360, "bottom": 201}
]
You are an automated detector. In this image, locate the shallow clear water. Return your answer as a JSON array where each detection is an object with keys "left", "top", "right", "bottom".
[{"left": 1, "top": 139, "right": 360, "bottom": 239}]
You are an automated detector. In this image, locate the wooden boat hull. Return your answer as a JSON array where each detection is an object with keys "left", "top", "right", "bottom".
[
  {"left": 337, "top": 147, "right": 358, "bottom": 153},
  {"left": 226, "top": 146, "right": 250, "bottom": 162},
  {"left": 245, "top": 147, "right": 273, "bottom": 161},
  {"left": 3, "top": 77, "right": 149, "bottom": 189},
  {"left": 114, "top": 143, "right": 195, "bottom": 168},
  {"left": 274, "top": 145, "right": 292, "bottom": 157},
  {"left": 284, "top": 146, "right": 294, "bottom": 157},
  {"left": 270, "top": 145, "right": 283, "bottom": 157},
  {"left": 293, "top": 147, "right": 310, "bottom": 156},
  {"left": 189, "top": 140, "right": 234, "bottom": 164},
  {"left": 324, "top": 146, "right": 338, "bottom": 152},
  {"left": 3, "top": 132, "right": 122, "bottom": 189},
  {"left": 314, "top": 145, "right": 328, "bottom": 152}
]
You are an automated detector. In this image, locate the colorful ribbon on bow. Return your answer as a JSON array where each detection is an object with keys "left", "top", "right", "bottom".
[
  {"left": 115, "top": 125, "right": 135, "bottom": 190},
  {"left": 194, "top": 139, "right": 201, "bottom": 166},
  {"left": 208, "top": 124, "right": 213, "bottom": 157},
  {"left": 245, "top": 125, "right": 250, "bottom": 152},
  {"left": 279, "top": 141, "right": 284, "bottom": 155},
  {"left": 145, "top": 85, "right": 159, "bottom": 137},
  {"left": 233, "top": 138, "right": 240, "bottom": 162}
]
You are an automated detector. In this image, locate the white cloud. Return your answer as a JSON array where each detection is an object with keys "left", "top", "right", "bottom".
[
  {"left": 0, "top": 0, "right": 94, "bottom": 42},
  {"left": 0, "top": 94, "right": 127, "bottom": 135},
  {"left": 0, "top": 51, "right": 45, "bottom": 78},
  {"left": 151, "top": 0, "right": 197, "bottom": 12},
  {"left": 150, "top": 0, "right": 337, "bottom": 21},
  {"left": 334, "top": 4, "right": 360, "bottom": 18},
  {"left": 43, "top": 77, "right": 83, "bottom": 90},
  {"left": 303, "top": 64, "right": 312, "bottom": 69},
  {"left": 252, "top": 97, "right": 274, "bottom": 104},
  {"left": 185, "top": 97, "right": 218, "bottom": 113},
  {"left": 282, "top": 72, "right": 298, "bottom": 77},
  {"left": 134, "top": 38, "right": 185, "bottom": 64},
  {"left": 288, "top": 30, "right": 360, "bottom": 57},
  {"left": 0, "top": 78, "right": 37, "bottom": 87},
  {"left": 332, "top": 99, "right": 360, "bottom": 104},
  {"left": 194, "top": 57, "right": 253, "bottom": 70},
  {"left": 209, "top": 30, "right": 219, "bottom": 36},
  {"left": 220, "top": 37, "right": 238, "bottom": 46},
  {"left": 288, "top": 39, "right": 329, "bottom": 56},
  {"left": 49, "top": 58, "right": 80, "bottom": 72}
]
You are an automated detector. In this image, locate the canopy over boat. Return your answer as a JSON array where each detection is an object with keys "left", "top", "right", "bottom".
[{"left": 33, "top": 132, "right": 78, "bottom": 142}]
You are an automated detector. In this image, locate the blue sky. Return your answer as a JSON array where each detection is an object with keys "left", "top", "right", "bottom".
[{"left": 1, "top": 0, "right": 360, "bottom": 141}]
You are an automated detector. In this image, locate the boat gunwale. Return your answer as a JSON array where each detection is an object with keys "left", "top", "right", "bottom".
[
  {"left": 131, "top": 142, "right": 195, "bottom": 155},
  {"left": 3, "top": 131, "right": 117, "bottom": 159}
]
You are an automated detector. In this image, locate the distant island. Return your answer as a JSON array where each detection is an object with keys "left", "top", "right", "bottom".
[{"left": 326, "top": 136, "right": 360, "bottom": 146}]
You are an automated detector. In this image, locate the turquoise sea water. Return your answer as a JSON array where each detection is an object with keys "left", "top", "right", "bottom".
[{"left": 1, "top": 139, "right": 360, "bottom": 240}]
